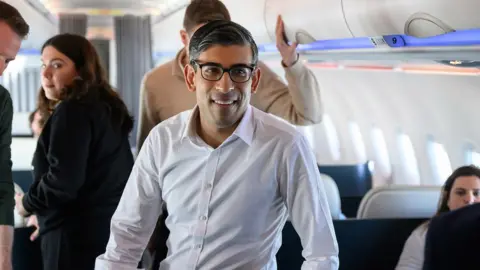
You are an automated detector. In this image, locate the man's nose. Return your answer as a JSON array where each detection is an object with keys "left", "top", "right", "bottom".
[{"left": 215, "top": 72, "right": 234, "bottom": 92}]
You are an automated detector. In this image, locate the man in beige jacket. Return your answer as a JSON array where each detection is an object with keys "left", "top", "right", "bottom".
[
  {"left": 137, "top": 0, "right": 324, "bottom": 268},
  {"left": 137, "top": 0, "right": 323, "bottom": 151}
]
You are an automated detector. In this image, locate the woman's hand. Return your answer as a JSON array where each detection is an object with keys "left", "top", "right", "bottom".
[{"left": 26, "top": 215, "right": 39, "bottom": 241}]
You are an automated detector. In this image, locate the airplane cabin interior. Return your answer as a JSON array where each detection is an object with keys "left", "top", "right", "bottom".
[{"left": 2, "top": 0, "right": 480, "bottom": 269}]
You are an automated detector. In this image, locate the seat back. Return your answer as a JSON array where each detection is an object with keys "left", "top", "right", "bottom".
[
  {"left": 13, "top": 170, "right": 34, "bottom": 192},
  {"left": 356, "top": 185, "right": 442, "bottom": 219},
  {"left": 277, "top": 218, "right": 426, "bottom": 270},
  {"left": 13, "top": 183, "right": 27, "bottom": 228},
  {"left": 320, "top": 173, "right": 343, "bottom": 220},
  {"left": 318, "top": 163, "right": 372, "bottom": 217}
]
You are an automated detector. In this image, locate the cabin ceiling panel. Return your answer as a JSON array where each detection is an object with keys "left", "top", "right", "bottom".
[{"left": 39, "top": 0, "right": 186, "bottom": 14}]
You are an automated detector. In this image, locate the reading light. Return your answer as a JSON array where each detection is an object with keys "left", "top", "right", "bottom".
[{"left": 449, "top": 60, "right": 462, "bottom": 65}]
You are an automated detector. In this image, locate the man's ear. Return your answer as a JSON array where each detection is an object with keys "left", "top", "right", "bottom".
[
  {"left": 250, "top": 67, "right": 262, "bottom": 94},
  {"left": 184, "top": 64, "right": 196, "bottom": 92},
  {"left": 180, "top": 29, "right": 189, "bottom": 47}
]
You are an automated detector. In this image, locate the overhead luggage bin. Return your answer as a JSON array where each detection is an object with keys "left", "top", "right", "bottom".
[
  {"left": 153, "top": 0, "right": 480, "bottom": 62},
  {"left": 263, "top": 0, "right": 352, "bottom": 43},
  {"left": 260, "top": 0, "right": 480, "bottom": 42}
]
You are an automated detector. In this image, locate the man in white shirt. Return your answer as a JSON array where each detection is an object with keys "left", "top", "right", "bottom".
[{"left": 95, "top": 20, "right": 339, "bottom": 270}]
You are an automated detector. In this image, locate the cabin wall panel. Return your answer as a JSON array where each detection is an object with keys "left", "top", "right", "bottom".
[{"left": 307, "top": 68, "right": 480, "bottom": 186}]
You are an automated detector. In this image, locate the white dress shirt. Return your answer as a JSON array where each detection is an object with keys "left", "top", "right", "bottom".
[
  {"left": 396, "top": 224, "right": 428, "bottom": 270},
  {"left": 95, "top": 105, "right": 339, "bottom": 270}
]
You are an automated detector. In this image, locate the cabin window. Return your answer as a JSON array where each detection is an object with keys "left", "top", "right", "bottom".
[
  {"left": 465, "top": 145, "right": 480, "bottom": 167},
  {"left": 397, "top": 133, "right": 420, "bottom": 184},
  {"left": 470, "top": 151, "right": 480, "bottom": 167},
  {"left": 427, "top": 138, "right": 452, "bottom": 184},
  {"left": 371, "top": 127, "right": 391, "bottom": 178},
  {"left": 323, "top": 114, "right": 340, "bottom": 161},
  {"left": 348, "top": 122, "right": 366, "bottom": 161}
]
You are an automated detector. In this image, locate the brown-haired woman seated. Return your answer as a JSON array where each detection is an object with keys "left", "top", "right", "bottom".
[
  {"left": 395, "top": 165, "right": 480, "bottom": 270},
  {"left": 14, "top": 33, "right": 135, "bottom": 270}
]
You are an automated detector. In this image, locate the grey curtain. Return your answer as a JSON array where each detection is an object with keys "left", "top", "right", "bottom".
[
  {"left": 0, "top": 68, "right": 40, "bottom": 113},
  {"left": 58, "top": 13, "right": 88, "bottom": 36},
  {"left": 114, "top": 15, "right": 153, "bottom": 146},
  {"left": 90, "top": 39, "right": 110, "bottom": 81}
]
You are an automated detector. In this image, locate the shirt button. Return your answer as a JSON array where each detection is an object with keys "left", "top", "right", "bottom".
[
  {"left": 195, "top": 244, "right": 202, "bottom": 249},
  {"left": 206, "top": 183, "right": 212, "bottom": 188},
  {"left": 200, "top": 215, "right": 207, "bottom": 220}
]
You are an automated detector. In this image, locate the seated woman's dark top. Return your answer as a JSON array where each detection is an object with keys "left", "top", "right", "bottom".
[{"left": 22, "top": 95, "right": 134, "bottom": 236}]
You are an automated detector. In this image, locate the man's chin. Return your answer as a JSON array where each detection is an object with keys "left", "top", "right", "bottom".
[{"left": 213, "top": 119, "right": 237, "bottom": 129}]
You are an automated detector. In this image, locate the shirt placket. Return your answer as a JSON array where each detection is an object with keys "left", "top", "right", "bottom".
[{"left": 187, "top": 148, "right": 221, "bottom": 269}]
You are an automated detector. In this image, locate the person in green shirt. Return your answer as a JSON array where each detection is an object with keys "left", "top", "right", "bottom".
[{"left": 0, "top": 2, "right": 29, "bottom": 269}]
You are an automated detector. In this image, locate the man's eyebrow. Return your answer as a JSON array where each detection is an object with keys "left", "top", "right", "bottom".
[
  {"left": 194, "top": 60, "right": 220, "bottom": 65},
  {"left": 196, "top": 61, "right": 252, "bottom": 67}
]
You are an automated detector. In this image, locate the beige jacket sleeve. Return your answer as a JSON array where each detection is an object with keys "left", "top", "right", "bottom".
[
  {"left": 252, "top": 58, "right": 323, "bottom": 126},
  {"left": 136, "top": 75, "right": 159, "bottom": 153}
]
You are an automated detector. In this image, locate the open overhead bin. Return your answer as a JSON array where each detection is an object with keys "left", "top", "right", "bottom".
[
  {"left": 261, "top": 0, "right": 480, "bottom": 42},
  {"left": 153, "top": 0, "right": 480, "bottom": 62},
  {"left": 258, "top": 0, "right": 480, "bottom": 62}
]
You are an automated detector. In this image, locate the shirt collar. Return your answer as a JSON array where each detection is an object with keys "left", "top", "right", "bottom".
[
  {"left": 232, "top": 105, "right": 254, "bottom": 146},
  {"left": 181, "top": 105, "right": 255, "bottom": 146},
  {"left": 181, "top": 105, "right": 199, "bottom": 141}
]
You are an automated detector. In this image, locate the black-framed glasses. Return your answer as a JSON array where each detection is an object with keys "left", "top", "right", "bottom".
[{"left": 191, "top": 60, "right": 256, "bottom": 83}]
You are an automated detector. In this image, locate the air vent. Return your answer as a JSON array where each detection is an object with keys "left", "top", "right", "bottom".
[{"left": 404, "top": 12, "right": 455, "bottom": 38}]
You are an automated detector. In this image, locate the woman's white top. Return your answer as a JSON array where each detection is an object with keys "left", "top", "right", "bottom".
[{"left": 395, "top": 224, "right": 428, "bottom": 270}]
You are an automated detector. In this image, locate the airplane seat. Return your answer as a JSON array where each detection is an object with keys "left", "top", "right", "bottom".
[
  {"left": 356, "top": 185, "right": 442, "bottom": 219},
  {"left": 13, "top": 170, "right": 34, "bottom": 192},
  {"left": 320, "top": 173, "right": 344, "bottom": 220},
  {"left": 318, "top": 162, "right": 372, "bottom": 218},
  {"left": 277, "top": 218, "right": 427, "bottom": 270},
  {"left": 13, "top": 183, "right": 28, "bottom": 228}
]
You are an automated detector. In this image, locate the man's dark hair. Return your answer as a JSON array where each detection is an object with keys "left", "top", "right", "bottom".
[
  {"left": 183, "top": 0, "right": 231, "bottom": 34},
  {"left": 0, "top": 1, "right": 30, "bottom": 38},
  {"left": 189, "top": 20, "right": 258, "bottom": 66}
]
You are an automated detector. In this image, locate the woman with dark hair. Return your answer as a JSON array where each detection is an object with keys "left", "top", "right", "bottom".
[
  {"left": 396, "top": 165, "right": 480, "bottom": 270},
  {"left": 14, "top": 33, "right": 135, "bottom": 270}
]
